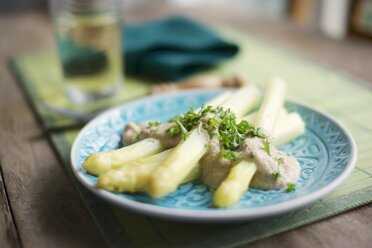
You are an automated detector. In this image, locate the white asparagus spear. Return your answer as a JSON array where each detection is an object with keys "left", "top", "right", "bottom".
[
  {"left": 83, "top": 138, "right": 164, "bottom": 176},
  {"left": 213, "top": 161, "right": 257, "bottom": 208},
  {"left": 241, "top": 110, "right": 305, "bottom": 146},
  {"left": 148, "top": 128, "right": 209, "bottom": 198},
  {"left": 220, "top": 84, "right": 261, "bottom": 118},
  {"left": 273, "top": 112, "right": 305, "bottom": 146},
  {"left": 253, "top": 78, "right": 287, "bottom": 136},
  {"left": 200, "top": 91, "right": 232, "bottom": 109},
  {"left": 97, "top": 148, "right": 201, "bottom": 192},
  {"left": 241, "top": 108, "right": 288, "bottom": 123},
  {"left": 97, "top": 149, "right": 172, "bottom": 192}
]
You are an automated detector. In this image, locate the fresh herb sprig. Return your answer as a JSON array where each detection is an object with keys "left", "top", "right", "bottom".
[
  {"left": 262, "top": 139, "right": 271, "bottom": 156},
  {"left": 286, "top": 183, "right": 296, "bottom": 192},
  {"left": 273, "top": 171, "right": 281, "bottom": 181},
  {"left": 273, "top": 157, "right": 283, "bottom": 182}
]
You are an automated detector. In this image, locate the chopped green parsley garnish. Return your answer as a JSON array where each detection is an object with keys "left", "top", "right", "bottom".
[
  {"left": 286, "top": 183, "right": 296, "bottom": 192},
  {"left": 249, "top": 152, "right": 254, "bottom": 159},
  {"left": 166, "top": 121, "right": 189, "bottom": 140},
  {"left": 262, "top": 139, "right": 271, "bottom": 156},
  {"left": 221, "top": 149, "right": 242, "bottom": 160},
  {"left": 166, "top": 125, "right": 179, "bottom": 137},
  {"left": 147, "top": 121, "right": 161, "bottom": 129},
  {"left": 273, "top": 171, "right": 281, "bottom": 181},
  {"left": 167, "top": 105, "right": 266, "bottom": 150},
  {"left": 275, "top": 157, "right": 284, "bottom": 165}
]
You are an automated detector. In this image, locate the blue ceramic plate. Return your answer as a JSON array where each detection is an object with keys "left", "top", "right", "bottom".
[{"left": 71, "top": 90, "right": 357, "bottom": 222}]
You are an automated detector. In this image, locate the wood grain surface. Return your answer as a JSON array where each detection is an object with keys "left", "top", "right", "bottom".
[
  {"left": 0, "top": 164, "right": 22, "bottom": 248},
  {"left": 0, "top": 13, "right": 106, "bottom": 248},
  {"left": 0, "top": 3, "right": 371, "bottom": 248}
]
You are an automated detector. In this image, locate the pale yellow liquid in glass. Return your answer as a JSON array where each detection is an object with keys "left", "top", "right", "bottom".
[{"left": 56, "top": 14, "right": 123, "bottom": 102}]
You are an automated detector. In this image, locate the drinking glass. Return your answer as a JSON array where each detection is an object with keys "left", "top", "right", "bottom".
[{"left": 49, "top": 0, "right": 123, "bottom": 103}]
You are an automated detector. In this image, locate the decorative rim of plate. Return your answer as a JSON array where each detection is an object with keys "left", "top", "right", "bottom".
[{"left": 70, "top": 89, "right": 357, "bottom": 222}]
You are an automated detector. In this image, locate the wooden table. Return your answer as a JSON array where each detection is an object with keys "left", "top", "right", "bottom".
[{"left": 1, "top": 4, "right": 372, "bottom": 248}]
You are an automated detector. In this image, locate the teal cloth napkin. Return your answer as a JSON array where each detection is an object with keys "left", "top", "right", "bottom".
[{"left": 124, "top": 16, "right": 239, "bottom": 81}]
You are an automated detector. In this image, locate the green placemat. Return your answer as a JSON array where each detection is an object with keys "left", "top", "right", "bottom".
[{"left": 12, "top": 29, "right": 372, "bottom": 248}]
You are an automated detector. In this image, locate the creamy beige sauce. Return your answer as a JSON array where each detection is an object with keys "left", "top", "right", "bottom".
[
  {"left": 123, "top": 123, "right": 300, "bottom": 190},
  {"left": 241, "top": 137, "right": 300, "bottom": 189},
  {"left": 123, "top": 122, "right": 180, "bottom": 148},
  {"left": 199, "top": 138, "right": 235, "bottom": 188}
]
